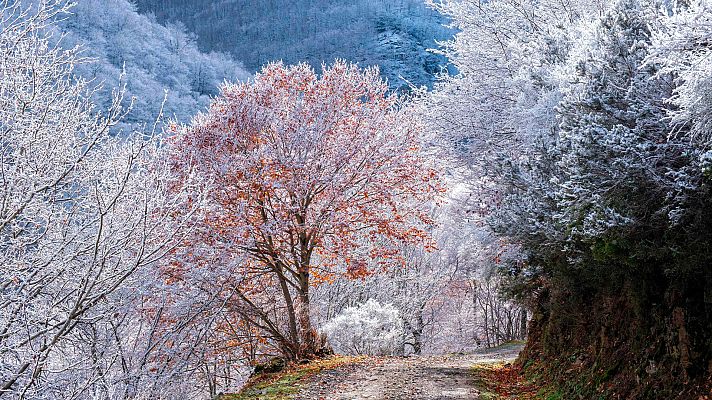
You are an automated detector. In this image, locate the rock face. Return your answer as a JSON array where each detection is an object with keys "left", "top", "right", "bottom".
[{"left": 135, "top": 0, "right": 455, "bottom": 90}]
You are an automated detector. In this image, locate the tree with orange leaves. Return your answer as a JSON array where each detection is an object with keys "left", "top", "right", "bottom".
[{"left": 167, "top": 61, "right": 441, "bottom": 360}]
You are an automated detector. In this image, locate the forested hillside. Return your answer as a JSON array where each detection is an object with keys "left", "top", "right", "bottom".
[
  {"left": 54, "top": 0, "right": 250, "bottom": 129},
  {"left": 134, "top": 0, "right": 454, "bottom": 90}
]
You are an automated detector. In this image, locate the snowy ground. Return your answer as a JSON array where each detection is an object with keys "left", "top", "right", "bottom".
[{"left": 295, "top": 344, "right": 524, "bottom": 400}]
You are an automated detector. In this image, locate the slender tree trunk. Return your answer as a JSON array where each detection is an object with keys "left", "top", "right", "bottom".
[{"left": 412, "top": 307, "right": 424, "bottom": 355}]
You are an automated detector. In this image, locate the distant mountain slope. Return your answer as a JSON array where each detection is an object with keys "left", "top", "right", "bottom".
[
  {"left": 55, "top": 0, "right": 250, "bottom": 129},
  {"left": 135, "top": 0, "right": 454, "bottom": 90}
]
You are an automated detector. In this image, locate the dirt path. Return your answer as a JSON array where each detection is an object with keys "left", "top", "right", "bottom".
[{"left": 296, "top": 344, "right": 523, "bottom": 400}]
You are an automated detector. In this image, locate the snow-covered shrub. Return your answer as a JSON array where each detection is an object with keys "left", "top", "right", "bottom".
[{"left": 322, "top": 300, "right": 404, "bottom": 356}]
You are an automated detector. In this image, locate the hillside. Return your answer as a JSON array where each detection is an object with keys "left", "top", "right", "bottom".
[
  {"left": 54, "top": 0, "right": 250, "bottom": 129},
  {"left": 134, "top": 0, "right": 454, "bottom": 90}
]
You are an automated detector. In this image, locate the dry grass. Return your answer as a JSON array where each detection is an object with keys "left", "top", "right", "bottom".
[
  {"left": 221, "top": 355, "right": 364, "bottom": 400},
  {"left": 471, "top": 361, "right": 542, "bottom": 400}
]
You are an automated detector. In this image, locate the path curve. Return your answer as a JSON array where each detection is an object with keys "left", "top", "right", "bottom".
[{"left": 296, "top": 344, "right": 523, "bottom": 400}]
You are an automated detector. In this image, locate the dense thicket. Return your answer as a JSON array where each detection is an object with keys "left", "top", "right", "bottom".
[
  {"left": 134, "top": 0, "right": 454, "bottom": 90},
  {"left": 426, "top": 0, "right": 712, "bottom": 397}
]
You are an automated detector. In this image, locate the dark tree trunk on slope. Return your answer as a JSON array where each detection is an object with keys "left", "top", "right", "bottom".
[{"left": 412, "top": 307, "right": 425, "bottom": 355}]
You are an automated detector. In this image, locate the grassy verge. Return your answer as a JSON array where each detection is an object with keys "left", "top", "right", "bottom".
[{"left": 221, "top": 355, "right": 363, "bottom": 400}]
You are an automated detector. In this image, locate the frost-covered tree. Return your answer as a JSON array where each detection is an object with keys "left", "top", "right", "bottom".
[
  {"left": 0, "top": 1, "right": 203, "bottom": 397},
  {"left": 649, "top": 0, "right": 712, "bottom": 146},
  {"left": 166, "top": 61, "right": 441, "bottom": 362},
  {"left": 323, "top": 300, "right": 404, "bottom": 356},
  {"left": 312, "top": 179, "right": 527, "bottom": 355},
  {"left": 426, "top": 0, "right": 712, "bottom": 396},
  {"left": 422, "top": 0, "right": 607, "bottom": 165},
  {"left": 494, "top": 0, "right": 705, "bottom": 272},
  {"left": 547, "top": 0, "right": 684, "bottom": 240}
]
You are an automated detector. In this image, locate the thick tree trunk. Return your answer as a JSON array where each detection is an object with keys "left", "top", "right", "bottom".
[
  {"left": 293, "top": 231, "right": 324, "bottom": 359},
  {"left": 296, "top": 287, "right": 318, "bottom": 359}
]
